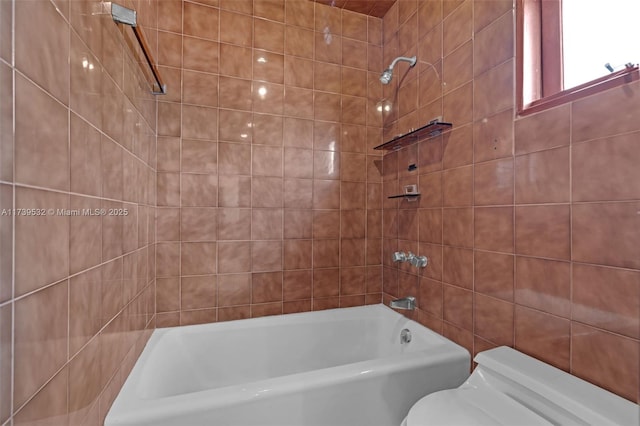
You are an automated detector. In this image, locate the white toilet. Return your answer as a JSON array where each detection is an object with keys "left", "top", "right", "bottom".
[{"left": 402, "top": 346, "right": 639, "bottom": 426}]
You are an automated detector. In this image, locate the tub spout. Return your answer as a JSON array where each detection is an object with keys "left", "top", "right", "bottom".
[{"left": 390, "top": 296, "right": 416, "bottom": 310}]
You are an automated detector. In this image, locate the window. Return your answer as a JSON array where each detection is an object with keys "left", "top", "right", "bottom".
[{"left": 517, "top": 0, "right": 639, "bottom": 115}]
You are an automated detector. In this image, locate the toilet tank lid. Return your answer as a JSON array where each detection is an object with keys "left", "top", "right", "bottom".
[{"left": 474, "top": 347, "right": 639, "bottom": 426}]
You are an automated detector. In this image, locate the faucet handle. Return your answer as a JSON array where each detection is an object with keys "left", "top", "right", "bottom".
[
  {"left": 406, "top": 253, "right": 428, "bottom": 268},
  {"left": 393, "top": 251, "right": 406, "bottom": 262}
]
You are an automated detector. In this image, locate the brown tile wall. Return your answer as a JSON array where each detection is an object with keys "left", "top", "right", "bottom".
[
  {"left": 0, "top": 0, "right": 158, "bottom": 423},
  {"left": 4, "top": 0, "right": 636, "bottom": 423},
  {"left": 154, "top": 0, "right": 385, "bottom": 327},
  {"left": 381, "top": 0, "right": 639, "bottom": 403}
]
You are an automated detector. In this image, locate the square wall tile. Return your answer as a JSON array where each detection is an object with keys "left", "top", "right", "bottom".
[
  {"left": 252, "top": 272, "right": 283, "bottom": 303},
  {"left": 443, "top": 165, "right": 473, "bottom": 207},
  {"left": 252, "top": 209, "right": 283, "bottom": 240},
  {"left": 474, "top": 206, "right": 513, "bottom": 253},
  {"left": 13, "top": 364, "right": 69, "bottom": 425},
  {"left": 218, "top": 273, "right": 251, "bottom": 307},
  {"left": 182, "top": 139, "right": 218, "bottom": 174},
  {"left": 473, "top": 10, "right": 514, "bottom": 77},
  {"left": 15, "top": 187, "right": 69, "bottom": 296},
  {"left": 442, "top": 208, "right": 473, "bottom": 248},
  {"left": 442, "top": 284, "right": 473, "bottom": 331},
  {"left": 284, "top": 210, "right": 312, "bottom": 239},
  {"left": 218, "top": 241, "right": 251, "bottom": 273},
  {"left": 572, "top": 80, "right": 640, "bottom": 143},
  {"left": 514, "top": 104, "right": 570, "bottom": 155},
  {"left": 474, "top": 158, "right": 514, "bottom": 206},
  {"left": 182, "top": 276, "right": 217, "bottom": 310},
  {"left": 181, "top": 208, "right": 217, "bottom": 241},
  {"left": 474, "top": 294, "right": 514, "bottom": 346},
  {"left": 473, "top": 59, "right": 514, "bottom": 121},
  {"left": 442, "top": 0, "right": 471, "bottom": 56},
  {"left": 515, "top": 205, "right": 570, "bottom": 260},
  {"left": 15, "top": 0, "right": 69, "bottom": 103},
  {"left": 183, "top": 71, "right": 219, "bottom": 108},
  {"left": 442, "top": 246, "right": 473, "bottom": 289},
  {"left": 474, "top": 251, "right": 513, "bottom": 301},
  {"left": 283, "top": 270, "right": 312, "bottom": 301},
  {"left": 15, "top": 74, "right": 69, "bottom": 191},
  {"left": 218, "top": 208, "right": 251, "bottom": 241},
  {"left": 14, "top": 281, "right": 68, "bottom": 409},
  {"left": 515, "top": 147, "right": 569, "bottom": 204},
  {"left": 571, "top": 323, "right": 639, "bottom": 402},
  {"left": 70, "top": 114, "right": 102, "bottom": 196},
  {"left": 572, "top": 263, "right": 640, "bottom": 339},
  {"left": 255, "top": 0, "right": 284, "bottom": 22},
  {"left": 515, "top": 256, "right": 570, "bottom": 318},
  {"left": 515, "top": 306, "right": 570, "bottom": 371},
  {"left": 572, "top": 132, "right": 640, "bottom": 202},
  {"left": 254, "top": 20, "right": 285, "bottom": 54},
  {"left": 184, "top": 2, "right": 219, "bottom": 41},
  {"left": 181, "top": 174, "right": 218, "bottom": 207},
  {"left": 69, "top": 268, "right": 102, "bottom": 356},
  {"left": 181, "top": 242, "right": 217, "bottom": 275},
  {"left": 283, "top": 240, "right": 312, "bottom": 270},
  {"left": 69, "top": 196, "right": 102, "bottom": 275},
  {"left": 252, "top": 240, "right": 282, "bottom": 272},
  {"left": 183, "top": 36, "right": 220, "bottom": 74},
  {"left": 572, "top": 202, "right": 640, "bottom": 269},
  {"left": 473, "top": 109, "right": 514, "bottom": 164},
  {"left": 284, "top": 178, "right": 313, "bottom": 209},
  {"left": 219, "top": 10, "right": 253, "bottom": 47},
  {"left": 157, "top": 278, "right": 180, "bottom": 312}
]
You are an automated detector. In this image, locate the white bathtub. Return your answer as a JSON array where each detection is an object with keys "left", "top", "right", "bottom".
[{"left": 105, "top": 304, "right": 470, "bottom": 426}]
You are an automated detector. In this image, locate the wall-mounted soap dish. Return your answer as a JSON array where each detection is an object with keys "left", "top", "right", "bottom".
[{"left": 388, "top": 185, "right": 421, "bottom": 200}]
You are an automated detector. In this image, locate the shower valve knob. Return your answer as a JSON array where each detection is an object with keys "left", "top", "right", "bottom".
[
  {"left": 407, "top": 252, "right": 428, "bottom": 268},
  {"left": 392, "top": 252, "right": 407, "bottom": 262},
  {"left": 415, "top": 255, "right": 428, "bottom": 268}
]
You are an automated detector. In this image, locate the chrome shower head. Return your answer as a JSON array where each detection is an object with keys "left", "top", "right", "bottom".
[
  {"left": 379, "top": 55, "right": 417, "bottom": 85},
  {"left": 380, "top": 69, "right": 393, "bottom": 84}
]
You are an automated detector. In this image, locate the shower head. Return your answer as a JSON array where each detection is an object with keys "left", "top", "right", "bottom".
[
  {"left": 380, "top": 69, "right": 393, "bottom": 84},
  {"left": 379, "top": 56, "right": 417, "bottom": 85}
]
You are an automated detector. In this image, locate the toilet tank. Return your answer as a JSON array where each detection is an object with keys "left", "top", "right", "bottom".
[{"left": 471, "top": 347, "right": 639, "bottom": 426}]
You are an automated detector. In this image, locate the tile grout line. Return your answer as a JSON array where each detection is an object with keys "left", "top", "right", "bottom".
[
  {"left": 10, "top": 0, "right": 15, "bottom": 420},
  {"left": 65, "top": 5, "right": 72, "bottom": 417},
  {"left": 568, "top": 93, "right": 574, "bottom": 374}
]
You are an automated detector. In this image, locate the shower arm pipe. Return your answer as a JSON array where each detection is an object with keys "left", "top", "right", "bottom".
[
  {"left": 380, "top": 55, "right": 418, "bottom": 84},
  {"left": 110, "top": 2, "right": 167, "bottom": 95},
  {"left": 387, "top": 56, "right": 417, "bottom": 71}
]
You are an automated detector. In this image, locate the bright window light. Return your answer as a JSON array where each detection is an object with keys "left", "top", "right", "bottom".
[{"left": 562, "top": 0, "right": 640, "bottom": 89}]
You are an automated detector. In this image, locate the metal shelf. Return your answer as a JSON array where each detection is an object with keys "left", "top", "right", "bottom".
[
  {"left": 387, "top": 194, "right": 421, "bottom": 199},
  {"left": 374, "top": 121, "right": 452, "bottom": 151}
]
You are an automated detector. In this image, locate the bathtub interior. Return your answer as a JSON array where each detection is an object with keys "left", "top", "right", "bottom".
[
  {"left": 137, "top": 305, "right": 453, "bottom": 399},
  {"left": 107, "top": 305, "right": 472, "bottom": 426}
]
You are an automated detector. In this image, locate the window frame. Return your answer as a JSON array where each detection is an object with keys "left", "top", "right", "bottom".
[{"left": 516, "top": 0, "right": 639, "bottom": 116}]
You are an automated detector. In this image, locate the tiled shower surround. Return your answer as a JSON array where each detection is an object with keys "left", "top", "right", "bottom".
[
  {"left": 0, "top": 0, "right": 159, "bottom": 423},
  {"left": 379, "top": 0, "right": 639, "bottom": 404},
  {"left": 0, "top": 0, "right": 638, "bottom": 424},
  {"left": 154, "top": 0, "right": 385, "bottom": 326}
]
